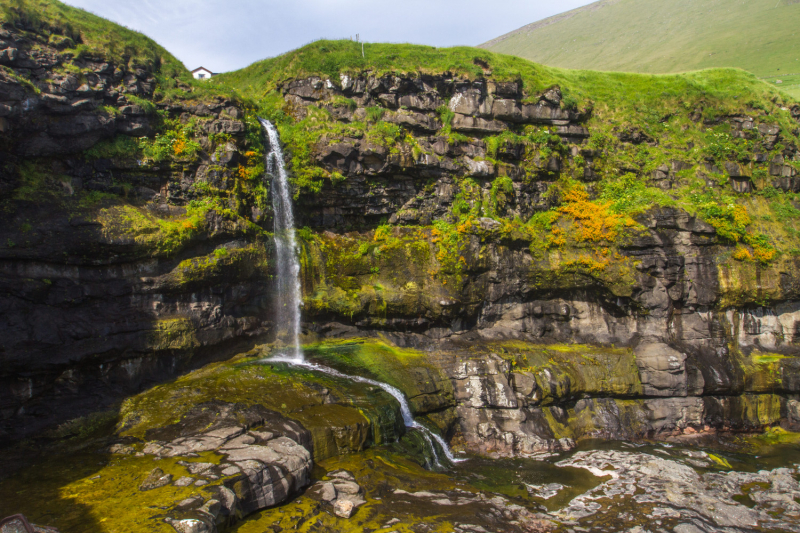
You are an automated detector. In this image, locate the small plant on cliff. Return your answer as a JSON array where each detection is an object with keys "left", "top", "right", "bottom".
[
  {"left": 437, "top": 105, "right": 455, "bottom": 128},
  {"left": 83, "top": 135, "right": 140, "bottom": 160},
  {"left": 690, "top": 193, "right": 751, "bottom": 242},
  {"left": 489, "top": 176, "right": 514, "bottom": 216},
  {"left": 366, "top": 106, "right": 385, "bottom": 122},
  {"left": 139, "top": 117, "right": 201, "bottom": 163},
  {"left": 599, "top": 173, "right": 673, "bottom": 215}
]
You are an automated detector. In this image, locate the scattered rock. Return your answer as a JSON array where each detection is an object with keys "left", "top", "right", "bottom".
[
  {"left": 105, "top": 443, "right": 135, "bottom": 455},
  {"left": 173, "top": 476, "right": 194, "bottom": 487},
  {"left": 139, "top": 468, "right": 173, "bottom": 491},
  {"left": 333, "top": 498, "right": 355, "bottom": 518},
  {"left": 526, "top": 483, "right": 564, "bottom": 500}
]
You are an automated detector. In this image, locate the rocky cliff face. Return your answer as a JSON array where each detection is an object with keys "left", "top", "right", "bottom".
[
  {"left": 258, "top": 70, "right": 800, "bottom": 451},
  {"left": 2, "top": 16, "right": 800, "bottom": 461},
  {"left": 0, "top": 20, "right": 273, "bottom": 440}
]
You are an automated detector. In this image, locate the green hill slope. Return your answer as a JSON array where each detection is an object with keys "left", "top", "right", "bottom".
[{"left": 481, "top": 0, "right": 800, "bottom": 100}]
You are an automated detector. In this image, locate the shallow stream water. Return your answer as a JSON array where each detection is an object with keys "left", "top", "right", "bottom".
[{"left": 230, "top": 434, "right": 800, "bottom": 533}]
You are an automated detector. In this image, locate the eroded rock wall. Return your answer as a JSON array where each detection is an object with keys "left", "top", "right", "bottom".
[
  {"left": 0, "top": 22, "right": 271, "bottom": 440},
  {"left": 270, "top": 72, "right": 800, "bottom": 450}
]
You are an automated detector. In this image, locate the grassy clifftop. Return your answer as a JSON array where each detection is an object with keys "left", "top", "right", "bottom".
[{"left": 218, "top": 39, "right": 796, "bottom": 114}]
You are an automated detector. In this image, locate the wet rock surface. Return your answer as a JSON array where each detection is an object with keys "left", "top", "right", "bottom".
[
  {"left": 2, "top": 342, "right": 800, "bottom": 533},
  {"left": 117, "top": 401, "right": 314, "bottom": 532},
  {"left": 555, "top": 447, "right": 800, "bottom": 532},
  {"left": 218, "top": 437, "right": 800, "bottom": 533}
]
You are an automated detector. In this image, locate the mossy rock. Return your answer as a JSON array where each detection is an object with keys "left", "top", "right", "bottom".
[
  {"left": 302, "top": 338, "right": 456, "bottom": 416},
  {"left": 118, "top": 350, "right": 409, "bottom": 461}
]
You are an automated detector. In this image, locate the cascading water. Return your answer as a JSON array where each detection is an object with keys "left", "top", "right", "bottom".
[
  {"left": 268, "top": 355, "right": 465, "bottom": 466},
  {"left": 261, "top": 118, "right": 303, "bottom": 362},
  {"left": 260, "top": 119, "right": 463, "bottom": 466}
]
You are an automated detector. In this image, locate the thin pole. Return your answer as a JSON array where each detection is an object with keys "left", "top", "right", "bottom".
[{"left": 362, "top": 42, "right": 365, "bottom": 58}]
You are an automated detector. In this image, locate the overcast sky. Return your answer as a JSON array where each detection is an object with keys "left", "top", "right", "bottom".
[{"left": 59, "top": 0, "right": 595, "bottom": 73}]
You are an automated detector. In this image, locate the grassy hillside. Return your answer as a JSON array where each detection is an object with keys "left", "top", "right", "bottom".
[
  {"left": 217, "top": 39, "right": 796, "bottom": 135},
  {"left": 0, "top": 0, "right": 187, "bottom": 76},
  {"left": 481, "top": 0, "right": 800, "bottom": 100}
]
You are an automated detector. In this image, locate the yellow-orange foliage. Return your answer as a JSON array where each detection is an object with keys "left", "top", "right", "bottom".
[
  {"left": 752, "top": 244, "right": 776, "bottom": 263},
  {"left": 558, "top": 186, "right": 623, "bottom": 243},
  {"left": 732, "top": 247, "right": 752, "bottom": 261},
  {"left": 173, "top": 139, "right": 187, "bottom": 156},
  {"left": 547, "top": 227, "right": 566, "bottom": 248},
  {"left": 565, "top": 254, "right": 610, "bottom": 273}
]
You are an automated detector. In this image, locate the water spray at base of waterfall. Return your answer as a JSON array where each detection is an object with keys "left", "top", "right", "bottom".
[{"left": 266, "top": 355, "right": 466, "bottom": 467}]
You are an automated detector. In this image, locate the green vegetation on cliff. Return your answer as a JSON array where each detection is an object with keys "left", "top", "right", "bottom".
[
  {"left": 0, "top": 0, "right": 275, "bottom": 263},
  {"left": 213, "top": 39, "right": 800, "bottom": 311},
  {"left": 481, "top": 0, "right": 800, "bottom": 100}
]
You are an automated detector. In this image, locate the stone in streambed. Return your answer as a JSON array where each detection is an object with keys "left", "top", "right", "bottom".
[
  {"left": 165, "top": 518, "right": 210, "bottom": 533},
  {"left": 139, "top": 468, "right": 172, "bottom": 491},
  {"left": 307, "top": 481, "right": 338, "bottom": 501},
  {"left": 173, "top": 476, "right": 194, "bottom": 487},
  {"left": 307, "top": 469, "right": 366, "bottom": 518},
  {"left": 333, "top": 498, "right": 355, "bottom": 518}
]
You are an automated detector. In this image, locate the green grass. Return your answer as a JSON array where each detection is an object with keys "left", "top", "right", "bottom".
[
  {"left": 216, "top": 39, "right": 796, "bottom": 120},
  {"left": 481, "top": 0, "right": 800, "bottom": 101}
]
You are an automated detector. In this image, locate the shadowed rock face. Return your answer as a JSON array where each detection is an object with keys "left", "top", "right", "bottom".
[{"left": 0, "top": 23, "right": 272, "bottom": 441}]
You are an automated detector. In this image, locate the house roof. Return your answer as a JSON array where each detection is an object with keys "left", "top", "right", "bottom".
[{"left": 191, "top": 67, "right": 215, "bottom": 74}]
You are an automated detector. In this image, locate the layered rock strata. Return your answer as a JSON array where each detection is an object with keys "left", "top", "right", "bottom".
[{"left": 0, "top": 22, "right": 270, "bottom": 441}]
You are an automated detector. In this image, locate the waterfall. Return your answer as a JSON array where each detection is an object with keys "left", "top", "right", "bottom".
[
  {"left": 260, "top": 118, "right": 303, "bottom": 362},
  {"left": 259, "top": 119, "right": 462, "bottom": 467},
  {"left": 267, "top": 355, "right": 466, "bottom": 466}
]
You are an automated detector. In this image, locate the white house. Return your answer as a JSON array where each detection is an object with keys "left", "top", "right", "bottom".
[{"left": 192, "top": 67, "right": 215, "bottom": 80}]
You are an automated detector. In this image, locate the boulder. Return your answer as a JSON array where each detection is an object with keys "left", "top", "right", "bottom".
[
  {"left": 448, "top": 90, "right": 483, "bottom": 116},
  {"left": 384, "top": 109, "right": 441, "bottom": 132},
  {"left": 306, "top": 470, "right": 365, "bottom": 519},
  {"left": 333, "top": 499, "right": 355, "bottom": 518},
  {"left": 520, "top": 103, "right": 571, "bottom": 124},
  {"left": 138, "top": 402, "right": 313, "bottom": 520}
]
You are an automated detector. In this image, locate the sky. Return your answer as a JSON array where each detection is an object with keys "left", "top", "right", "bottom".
[{"left": 59, "top": 0, "right": 596, "bottom": 73}]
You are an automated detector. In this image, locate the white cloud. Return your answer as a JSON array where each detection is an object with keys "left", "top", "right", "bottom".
[{"left": 60, "top": 0, "right": 596, "bottom": 72}]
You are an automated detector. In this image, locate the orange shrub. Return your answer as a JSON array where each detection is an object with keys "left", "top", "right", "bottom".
[
  {"left": 173, "top": 139, "right": 187, "bottom": 156},
  {"left": 752, "top": 244, "right": 776, "bottom": 263},
  {"left": 559, "top": 185, "right": 623, "bottom": 243},
  {"left": 732, "top": 247, "right": 752, "bottom": 261}
]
